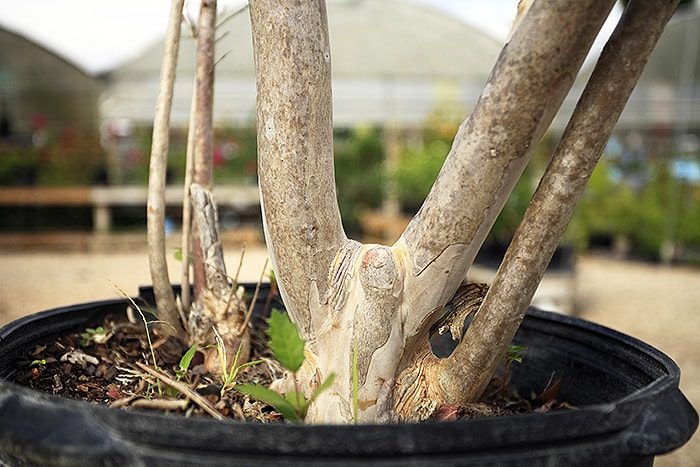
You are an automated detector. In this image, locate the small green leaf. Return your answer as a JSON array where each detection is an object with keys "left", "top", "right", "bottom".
[
  {"left": 266, "top": 309, "right": 305, "bottom": 372},
  {"left": 284, "top": 390, "right": 309, "bottom": 417},
  {"left": 507, "top": 345, "right": 526, "bottom": 363},
  {"left": 268, "top": 269, "right": 277, "bottom": 289},
  {"left": 237, "top": 384, "right": 301, "bottom": 422},
  {"left": 30, "top": 359, "right": 46, "bottom": 367},
  {"left": 179, "top": 343, "right": 198, "bottom": 374}
]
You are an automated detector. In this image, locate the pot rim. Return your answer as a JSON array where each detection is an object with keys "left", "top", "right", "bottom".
[{"left": 0, "top": 294, "right": 696, "bottom": 459}]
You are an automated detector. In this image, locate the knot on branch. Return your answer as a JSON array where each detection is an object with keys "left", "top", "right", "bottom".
[{"left": 359, "top": 245, "right": 398, "bottom": 291}]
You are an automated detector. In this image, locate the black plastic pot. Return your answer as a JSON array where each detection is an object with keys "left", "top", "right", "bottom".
[{"left": 0, "top": 285, "right": 696, "bottom": 466}]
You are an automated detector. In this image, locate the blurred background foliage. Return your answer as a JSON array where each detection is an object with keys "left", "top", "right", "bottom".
[{"left": 1, "top": 116, "right": 698, "bottom": 263}]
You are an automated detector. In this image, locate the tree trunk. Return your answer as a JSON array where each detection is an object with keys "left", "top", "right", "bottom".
[
  {"left": 185, "top": 0, "right": 251, "bottom": 372},
  {"left": 249, "top": 0, "right": 673, "bottom": 423},
  {"left": 191, "top": 0, "right": 218, "bottom": 300},
  {"left": 435, "top": 0, "right": 680, "bottom": 406},
  {"left": 147, "top": 0, "right": 186, "bottom": 339}
]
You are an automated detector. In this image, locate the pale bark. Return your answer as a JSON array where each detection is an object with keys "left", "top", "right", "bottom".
[
  {"left": 250, "top": 0, "right": 346, "bottom": 338},
  {"left": 180, "top": 79, "right": 197, "bottom": 314},
  {"left": 248, "top": 0, "right": 671, "bottom": 424},
  {"left": 147, "top": 0, "right": 186, "bottom": 338},
  {"left": 188, "top": 184, "right": 250, "bottom": 373},
  {"left": 185, "top": 0, "right": 250, "bottom": 370},
  {"left": 438, "top": 0, "right": 680, "bottom": 405},
  {"left": 396, "top": 0, "right": 615, "bottom": 346}
]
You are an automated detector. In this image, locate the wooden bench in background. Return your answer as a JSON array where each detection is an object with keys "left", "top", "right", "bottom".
[{"left": 0, "top": 185, "right": 260, "bottom": 233}]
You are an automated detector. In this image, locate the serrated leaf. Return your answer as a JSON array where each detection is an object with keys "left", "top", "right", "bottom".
[
  {"left": 179, "top": 343, "right": 198, "bottom": 373},
  {"left": 266, "top": 309, "right": 305, "bottom": 372},
  {"left": 237, "top": 384, "right": 301, "bottom": 422}
]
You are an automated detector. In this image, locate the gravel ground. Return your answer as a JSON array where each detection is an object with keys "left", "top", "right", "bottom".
[{"left": 0, "top": 249, "right": 697, "bottom": 464}]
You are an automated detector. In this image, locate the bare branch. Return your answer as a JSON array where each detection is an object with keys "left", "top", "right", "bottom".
[
  {"left": 400, "top": 0, "right": 615, "bottom": 276},
  {"left": 213, "top": 50, "right": 231, "bottom": 69},
  {"left": 250, "top": 0, "right": 346, "bottom": 337},
  {"left": 180, "top": 78, "right": 198, "bottom": 314},
  {"left": 216, "top": 3, "right": 249, "bottom": 29},
  {"left": 440, "top": 0, "right": 679, "bottom": 404},
  {"left": 191, "top": 0, "right": 218, "bottom": 298},
  {"left": 146, "top": 0, "right": 186, "bottom": 338}
]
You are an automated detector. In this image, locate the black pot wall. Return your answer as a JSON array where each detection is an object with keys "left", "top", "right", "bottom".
[{"left": 0, "top": 285, "right": 696, "bottom": 466}]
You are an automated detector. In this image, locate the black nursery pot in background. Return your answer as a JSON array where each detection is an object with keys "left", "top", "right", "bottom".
[{"left": 0, "top": 285, "right": 696, "bottom": 466}]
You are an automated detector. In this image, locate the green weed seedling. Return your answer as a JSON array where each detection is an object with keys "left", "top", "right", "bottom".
[
  {"left": 80, "top": 326, "right": 107, "bottom": 347},
  {"left": 213, "top": 327, "right": 262, "bottom": 398},
  {"left": 507, "top": 345, "right": 526, "bottom": 364},
  {"left": 237, "top": 309, "right": 335, "bottom": 423},
  {"left": 175, "top": 343, "right": 198, "bottom": 381},
  {"left": 502, "top": 344, "right": 527, "bottom": 395}
]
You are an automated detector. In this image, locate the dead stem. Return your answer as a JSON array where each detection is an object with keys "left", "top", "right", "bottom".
[
  {"left": 135, "top": 362, "right": 225, "bottom": 420},
  {"left": 130, "top": 398, "right": 190, "bottom": 411},
  {"left": 237, "top": 258, "right": 269, "bottom": 335}
]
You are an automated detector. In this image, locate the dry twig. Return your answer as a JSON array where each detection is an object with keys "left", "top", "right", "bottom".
[{"left": 135, "top": 362, "right": 225, "bottom": 420}]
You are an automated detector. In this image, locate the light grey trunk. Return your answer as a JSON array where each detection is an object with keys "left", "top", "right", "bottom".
[{"left": 248, "top": 0, "right": 676, "bottom": 423}]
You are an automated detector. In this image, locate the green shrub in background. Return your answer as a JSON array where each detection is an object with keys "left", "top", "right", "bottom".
[
  {"left": 334, "top": 126, "right": 385, "bottom": 235},
  {"left": 395, "top": 138, "right": 449, "bottom": 212},
  {"left": 0, "top": 147, "right": 39, "bottom": 184}
]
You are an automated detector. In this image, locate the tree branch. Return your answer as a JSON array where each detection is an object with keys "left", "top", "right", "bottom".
[
  {"left": 395, "top": 0, "right": 615, "bottom": 349},
  {"left": 440, "top": 0, "right": 679, "bottom": 404},
  {"left": 400, "top": 0, "right": 614, "bottom": 276},
  {"left": 180, "top": 78, "right": 197, "bottom": 314},
  {"left": 147, "top": 0, "right": 186, "bottom": 338},
  {"left": 250, "top": 0, "right": 346, "bottom": 338},
  {"left": 191, "top": 0, "right": 218, "bottom": 299}
]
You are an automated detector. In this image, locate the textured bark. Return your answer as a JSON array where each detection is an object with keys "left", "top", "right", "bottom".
[
  {"left": 248, "top": 0, "right": 670, "bottom": 424},
  {"left": 393, "top": 283, "right": 488, "bottom": 422},
  {"left": 397, "top": 0, "right": 615, "bottom": 345},
  {"left": 191, "top": 0, "right": 218, "bottom": 299},
  {"left": 250, "top": 0, "right": 346, "bottom": 339},
  {"left": 189, "top": 184, "right": 250, "bottom": 373},
  {"left": 438, "top": 0, "right": 680, "bottom": 405},
  {"left": 146, "top": 0, "right": 186, "bottom": 339}
]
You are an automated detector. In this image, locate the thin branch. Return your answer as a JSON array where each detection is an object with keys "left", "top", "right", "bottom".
[
  {"left": 237, "top": 258, "right": 268, "bottom": 335},
  {"left": 440, "top": 0, "right": 679, "bottom": 404},
  {"left": 146, "top": 0, "right": 187, "bottom": 338},
  {"left": 216, "top": 3, "right": 249, "bottom": 30},
  {"left": 215, "top": 31, "right": 230, "bottom": 44},
  {"left": 213, "top": 50, "right": 231, "bottom": 69},
  {"left": 250, "top": 0, "right": 346, "bottom": 337},
  {"left": 180, "top": 77, "right": 198, "bottom": 314},
  {"left": 223, "top": 242, "right": 247, "bottom": 313},
  {"left": 135, "top": 362, "right": 225, "bottom": 420},
  {"left": 233, "top": 242, "right": 247, "bottom": 286}
]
